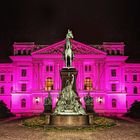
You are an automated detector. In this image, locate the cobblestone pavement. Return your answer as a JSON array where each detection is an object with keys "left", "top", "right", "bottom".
[{"left": 0, "top": 119, "right": 140, "bottom": 140}]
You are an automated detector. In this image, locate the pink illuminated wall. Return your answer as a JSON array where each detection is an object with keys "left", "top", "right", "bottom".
[{"left": 0, "top": 40, "right": 140, "bottom": 116}]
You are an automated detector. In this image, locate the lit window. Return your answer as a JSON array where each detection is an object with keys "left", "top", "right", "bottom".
[
  {"left": 134, "top": 86, "right": 138, "bottom": 94},
  {"left": 45, "top": 77, "right": 53, "bottom": 91},
  {"left": 133, "top": 75, "right": 137, "bottom": 81},
  {"left": 0, "top": 75, "right": 5, "bottom": 81},
  {"left": 21, "top": 83, "right": 27, "bottom": 91},
  {"left": 21, "top": 69, "right": 27, "bottom": 77},
  {"left": 112, "top": 99, "right": 117, "bottom": 108},
  {"left": 111, "top": 69, "right": 116, "bottom": 77},
  {"left": 21, "top": 99, "right": 26, "bottom": 108},
  {"left": 111, "top": 84, "right": 116, "bottom": 91},
  {"left": 84, "top": 77, "right": 93, "bottom": 91},
  {"left": 0, "top": 86, "right": 4, "bottom": 94}
]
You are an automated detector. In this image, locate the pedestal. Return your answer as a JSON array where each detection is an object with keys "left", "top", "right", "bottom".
[
  {"left": 50, "top": 115, "right": 89, "bottom": 126},
  {"left": 44, "top": 105, "right": 52, "bottom": 113},
  {"left": 60, "top": 67, "right": 78, "bottom": 93},
  {"left": 85, "top": 105, "right": 94, "bottom": 113}
]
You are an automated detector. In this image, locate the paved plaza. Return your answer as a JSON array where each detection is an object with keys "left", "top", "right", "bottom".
[{"left": 0, "top": 119, "right": 140, "bottom": 140}]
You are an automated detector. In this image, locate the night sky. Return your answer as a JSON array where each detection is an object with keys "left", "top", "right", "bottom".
[{"left": 0, "top": 0, "right": 140, "bottom": 62}]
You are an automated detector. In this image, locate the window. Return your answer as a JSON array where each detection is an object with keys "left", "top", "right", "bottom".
[
  {"left": 46, "top": 66, "right": 49, "bottom": 72},
  {"left": 125, "top": 87, "right": 127, "bottom": 93},
  {"left": 85, "top": 65, "right": 92, "bottom": 72},
  {"left": 21, "top": 69, "right": 27, "bottom": 77},
  {"left": 111, "top": 50, "right": 115, "bottom": 55},
  {"left": 11, "top": 75, "right": 13, "bottom": 81},
  {"left": 23, "top": 50, "right": 26, "bottom": 55},
  {"left": 17, "top": 50, "right": 21, "bottom": 55},
  {"left": 11, "top": 87, "right": 13, "bottom": 93},
  {"left": 125, "top": 75, "right": 127, "bottom": 81},
  {"left": 46, "top": 65, "right": 53, "bottom": 72},
  {"left": 134, "top": 86, "right": 138, "bottom": 94},
  {"left": 84, "top": 77, "right": 93, "bottom": 91},
  {"left": 126, "top": 101, "right": 128, "bottom": 108},
  {"left": 89, "top": 65, "right": 91, "bottom": 71},
  {"left": 21, "top": 99, "right": 26, "bottom": 108},
  {"left": 133, "top": 74, "right": 137, "bottom": 81},
  {"left": 85, "top": 65, "right": 87, "bottom": 71},
  {"left": 21, "top": 83, "right": 27, "bottom": 91},
  {"left": 116, "top": 50, "right": 120, "bottom": 55},
  {"left": 111, "top": 69, "right": 116, "bottom": 77},
  {"left": 0, "top": 75, "right": 5, "bottom": 81},
  {"left": 0, "top": 86, "right": 4, "bottom": 94},
  {"left": 50, "top": 66, "right": 53, "bottom": 71},
  {"left": 111, "top": 84, "right": 116, "bottom": 91},
  {"left": 112, "top": 99, "right": 117, "bottom": 108},
  {"left": 45, "top": 77, "right": 53, "bottom": 91}
]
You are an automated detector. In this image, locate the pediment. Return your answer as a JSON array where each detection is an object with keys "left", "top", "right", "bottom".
[{"left": 32, "top": 39, "right": 106, "bottom": 55}]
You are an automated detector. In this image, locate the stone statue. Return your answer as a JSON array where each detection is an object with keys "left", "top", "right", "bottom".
[
  {"left": 44, "top": 92, "right": 52, "bottom": 105},
  {"left": 53, "top": 74, "right": 86, "bottom": 115},
  {"left": 84, "top": 92, "right": 93, "bottom": 105},
  {"left": 63, "top": 29, "right": 74, "bottom": 68},
  {"left": 44, "top": 92, "right": 52, "bottom": 113}
]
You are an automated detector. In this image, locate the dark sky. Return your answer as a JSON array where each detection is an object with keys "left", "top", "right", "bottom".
[{"left": 0, "top": 0, "right": 140, "bottom": 61}]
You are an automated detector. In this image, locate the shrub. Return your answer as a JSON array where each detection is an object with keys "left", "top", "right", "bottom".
[
  {"left": 93, "top": 117, "right": 116, "bottom": 127},
  {"left": 126, "top": 100, "right": 140, "bottom": 119},
  {"left": 23, "top": 116, "right": 49, "bottom": 127},
  {"left": 0, "top": 100, "right": 14, "bottom": 119}
]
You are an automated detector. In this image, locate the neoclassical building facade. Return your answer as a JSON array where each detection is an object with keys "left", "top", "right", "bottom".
[{"left": 0, "top": 39, "right": 140, "bottom": 116}]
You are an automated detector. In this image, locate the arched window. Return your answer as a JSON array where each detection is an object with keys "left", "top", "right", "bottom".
[
  {"left": 21, "top": 99, "right": 26, "bottom": 108},
  {"left": 134, "top": 86, "right": 138, "bottom": 94},
  {"left": 84, "top": 77, "right": 93, "bottom": 91},
  {"left": 45, "top": 77, "right": 53, "bottom": 91},
  {"left": 112, "top": 99, "right": 117, "bottom": 108},
  {"left": 0, "top": 86, "right": 4, "bottom": 94}
]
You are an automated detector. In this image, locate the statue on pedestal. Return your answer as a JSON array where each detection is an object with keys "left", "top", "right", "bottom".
[
  {"left": 84, "top": 92, "right": 93, "bottom": 106},
  {"left": 50, "top": 30, "right": 89, "bottom": 126},
  {"left": 84, "top": 92, "right": 94, "bottom": 113},
  {"left": 63, "top": 29, "right": 74, "bottom": 68},
  {"left": 53, "top": 74, "right": 86, "bottom": 115},
  {"left": 44, "top": 92, "right": 52, "bottom": 113}
]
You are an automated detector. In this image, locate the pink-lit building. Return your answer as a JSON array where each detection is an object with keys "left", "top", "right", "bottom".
[{"left": 0, "top": 39, "right": 140, "bottom": 116}]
